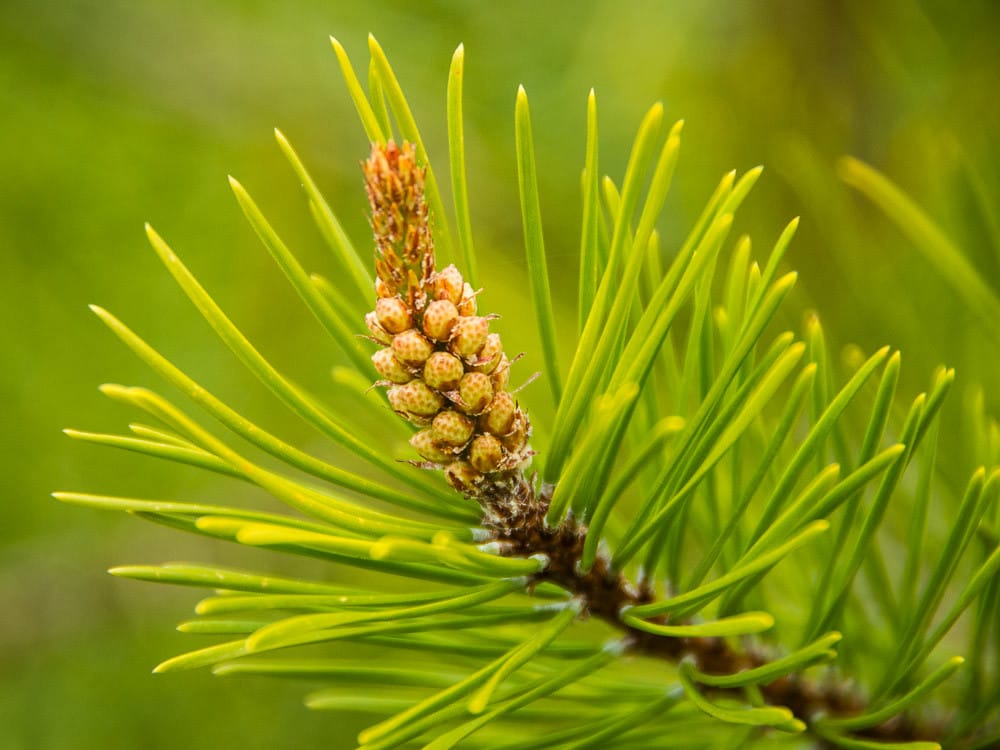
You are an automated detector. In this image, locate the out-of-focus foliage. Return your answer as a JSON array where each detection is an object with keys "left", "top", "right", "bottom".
[{"left": 2, "top": 0, "right": 998, "bottom": 747}]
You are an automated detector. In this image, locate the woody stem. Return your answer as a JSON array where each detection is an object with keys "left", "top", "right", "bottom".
[{"left": 484, "top": 480, "right": 944, "bottom": 745}]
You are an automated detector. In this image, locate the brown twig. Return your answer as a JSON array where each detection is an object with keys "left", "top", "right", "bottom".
[{"left": 480, "top": 477, "right": 945, "bottom": 745}]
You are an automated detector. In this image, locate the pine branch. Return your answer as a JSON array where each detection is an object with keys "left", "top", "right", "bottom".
[
  {"left": 62, "top": 36, "right": 1000, "bottom": 750},
  {"left": 482, "top": 479, "right": 946, "bottom": 744},
  {"left": 356, "top": 136, "right": 984, "bottom": 747}
]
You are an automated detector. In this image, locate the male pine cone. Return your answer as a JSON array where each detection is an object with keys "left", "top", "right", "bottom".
[{"left": 363, "top": 141, "right": 532, "bottom": 500}]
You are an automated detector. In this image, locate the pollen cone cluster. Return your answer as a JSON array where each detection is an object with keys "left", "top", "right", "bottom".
[{"left": 363, "top": 141, "right": 532, "bottom": 498}]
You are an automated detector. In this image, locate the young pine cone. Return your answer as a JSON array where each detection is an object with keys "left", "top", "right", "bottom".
[{"left": 363, "top": 141, "right": 532, "bottom": 498}]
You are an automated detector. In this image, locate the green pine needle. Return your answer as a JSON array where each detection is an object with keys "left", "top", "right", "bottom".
[{"left": 514, "top": 85, "right": 563, "bottom": 405}]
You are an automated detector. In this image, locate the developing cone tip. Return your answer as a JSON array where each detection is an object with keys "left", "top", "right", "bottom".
[{"left": 363, "top": 141, "right": 532, "bottom": 498}]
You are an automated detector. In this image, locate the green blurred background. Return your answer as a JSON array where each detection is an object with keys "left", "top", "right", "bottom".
[{"left": 2, "top": 0, "right": 998, "bottom": 747}]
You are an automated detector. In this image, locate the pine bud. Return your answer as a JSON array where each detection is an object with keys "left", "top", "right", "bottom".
[
  {"left": 432, "top": 410, "right": 475, "bottom": 446},
  {"left": 451, "top": 316, "right": 490, "bottom": 359},
  {"left": 473, "top": 333, "right": 502, "bottom": 373},
  {"left": 501, "top": 411, "right": 529, "bottom": 453},
  {"left": 388, "top": 381, "right": 444, "bottom": 418},
  {"left": 445, "top": 460, "right": 482, "bottom": 493},
  {"left": 410, "top": 429, "right": 455, "bottom": 463},
  {"left": 457, "top": 283, "right": 478, "bottom": 316},
  {"left": 422, "top": 299, "right": 459, "bottom": 342},
  {"left": 459, "top": 372, "right": 493, "bottom": 414},
  {"left": 491, "top": 355, "right": 511, "bottom": 391},
  {"left": 364, "top": 141, "right": 534, "bottom": 497},
  {"left": 481, "top": 391, "right": 516, "bottom": 435},
  {"left": 392, "top": 329, "right": 434, "bottom": 365},
  {"left": 469, "top": 434, "right": 503, "bottom": 472},
  {"left": 365, "top": 312, "right": 392, "bottom": 345},
  {"left": 423, "top": 351, "right": 465, "bottom": 391},
  {"left": 375, "top": 297, "right": 413, "bottom": 334},
  {"left": 433, "top": 265, "right": 464, "bottom": 304},
  {"left": 364, "top": 141, "right": 434, "bottom": 308},
  {"left": 372, "top": 348, "right": 412, "bottom": 383}
]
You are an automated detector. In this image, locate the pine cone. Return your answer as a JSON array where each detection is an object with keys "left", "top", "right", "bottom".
[{"left": 363, "top": 141, "right": 532, "bottom": 499}]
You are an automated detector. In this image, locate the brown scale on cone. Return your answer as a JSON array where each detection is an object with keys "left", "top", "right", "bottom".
[{"left": 363, "top": 140, "right": 533, "bottom": 501}]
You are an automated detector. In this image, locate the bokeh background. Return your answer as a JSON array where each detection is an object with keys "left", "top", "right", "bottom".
[{"left": 2, "top": 0, "right": 998, "bottom": 747}]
